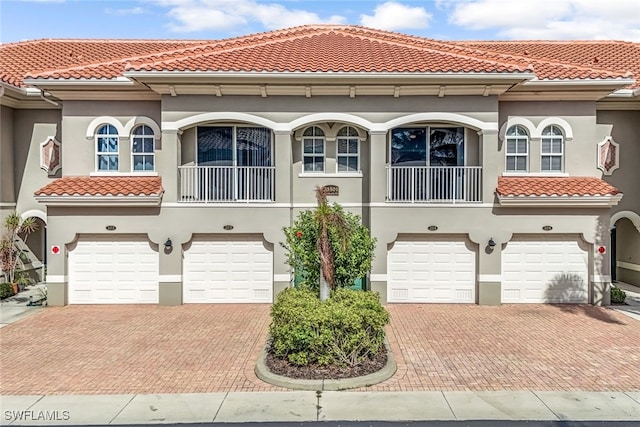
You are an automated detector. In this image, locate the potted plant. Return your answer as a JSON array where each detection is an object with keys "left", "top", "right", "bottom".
[{"left": 0, "top": 212, "right": 38, "bottom": 292}]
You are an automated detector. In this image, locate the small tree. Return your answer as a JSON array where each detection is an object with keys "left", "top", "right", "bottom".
[
  {"left": 0, "top": 212, "right": 38, "bottom": 284},
  {"left": 282, "top": 188, "right": 376, "bottom": 301}
]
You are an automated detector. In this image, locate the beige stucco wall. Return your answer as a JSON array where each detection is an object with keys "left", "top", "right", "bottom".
[
  {"left": 13, "top": 109, "right": 61, "bottom": 215},
  {"left": 1, "top": 105, "right": 15, "bottom": 207},
  {"left": 61, "top": 101, "right": 161, "bottom": 176},
  {"left": 499, "top": 101, "right": 603, "bottom": 176},
  {"left": 615, "top": 218, "right": 640, "bottom": 285},
  {"left": 597, "top": 110, "right": 640, "bottom": 286},
  {"left": 598, "top": 110, "right": 640, "bottom": 216}
]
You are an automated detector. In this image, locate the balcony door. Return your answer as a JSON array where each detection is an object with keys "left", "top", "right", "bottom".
[
  {"left": 197, "top": 126, "right": 272, "bottom": 201},
  {"left": 390, "top": 127, "right": 465, "bottom": 201}
]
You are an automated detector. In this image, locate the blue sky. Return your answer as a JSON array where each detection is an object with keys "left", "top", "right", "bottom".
[{"left": 1, "top": 0, "right": 639, "bottom": 43}]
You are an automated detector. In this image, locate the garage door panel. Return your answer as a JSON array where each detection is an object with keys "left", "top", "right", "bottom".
[
  {"left": 388, "top": 238, "right": 476, "bottom": 303},
  {"left": 501, "top": 239, "right": 588, "bottom": 304},
  {"left": 69, "top": 237, "right": 159, "bottom": 304},
  {"left": 183, "top": 238, "right": 273, "bottom": 303}
]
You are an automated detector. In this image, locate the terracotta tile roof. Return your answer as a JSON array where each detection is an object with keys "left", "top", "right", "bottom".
[
  {"left": 34, "top": 177, "right": 163, "bottom": 197},
  {"left": 0, "top": 39, "right": 210, "bottom": 87},
  {"left": 454, "top": 40, "right": 640, "bottom": 89},
  {"left": 2, "top": 26, "right": 635, "bottom": 87},
  {"left": 496, "top": 177, "right": 621, "bottom": 197}
]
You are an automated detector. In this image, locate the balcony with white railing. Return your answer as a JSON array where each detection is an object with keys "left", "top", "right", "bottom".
[
  {"left": 179, "top": 166, "right": 275, "bottom": 203},
  {"left": 386, "top": 166, "right": 482, "bottom": 203}
]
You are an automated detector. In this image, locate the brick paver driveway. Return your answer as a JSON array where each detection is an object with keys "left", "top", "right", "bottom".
[{"left": 1, "top": 304, "right": 638, "bottom": 394}]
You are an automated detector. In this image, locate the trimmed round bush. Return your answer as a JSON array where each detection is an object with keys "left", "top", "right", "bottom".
[
  {"left": 269, "top": 288, "right": 390, "bottom": 367},
  {"left": 611, "top": 286, "right": 627, "bottom": 304}
]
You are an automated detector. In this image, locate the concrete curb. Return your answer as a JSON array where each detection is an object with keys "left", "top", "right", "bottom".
[{"left": 255, "top": 338, "right": 396, "bottom": 391}]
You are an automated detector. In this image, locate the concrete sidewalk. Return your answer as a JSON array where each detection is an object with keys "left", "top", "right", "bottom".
[{"left": 2, "top": 391, "right": 640, "bottom": 425}]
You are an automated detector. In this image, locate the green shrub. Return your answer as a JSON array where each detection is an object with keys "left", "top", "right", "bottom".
[
  {"left": 282, "top": 207, "right": 376, "bottom": 291},
  {"left": 611, "top": 286, "right": 627, "bottom": 304},
  {"left": 0, "top": 282, "right": 15, "bottom": 299},
  {"left": 269, "top": 288, "right": 389, "bottom": 367}
]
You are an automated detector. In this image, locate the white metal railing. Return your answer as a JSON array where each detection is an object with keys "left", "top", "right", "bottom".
[
  {"left": 386, "top": 166, "right": 482, "bottom": 203},
  {"left": 179, "top": 166, "right": 275, "bottom": 202}
]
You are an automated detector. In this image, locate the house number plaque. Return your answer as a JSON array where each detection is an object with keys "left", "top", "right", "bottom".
[{"left": 323, "top": 185, "right": 339, "bottom": 196}]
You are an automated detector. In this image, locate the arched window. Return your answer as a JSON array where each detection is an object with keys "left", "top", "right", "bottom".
[
  {"left": 336, "top": 126, "right": 360, "bottom": 173},
  {"left": 132, "top": 125, "right": 155, "bottom": 171},
  {"left": 96, "top": 124, "right": 119, "bottom": 171},
  {"left": 505, "top": 125, "right": 528, "bottom": 172},
  {"left": 541, "top": 125, "right": 564, "bottom": 172},
  {"left": 302, "top": 126, "right": 325, "bottom": 172}
]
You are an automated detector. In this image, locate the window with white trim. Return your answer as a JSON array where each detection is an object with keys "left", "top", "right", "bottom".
[
  {"left": 96, "top": 124, "right": 119, "bottom": 171},
  {"left": 302, "top": 126, "right": 325, "bottom": 172},
  {"left": 336, "top": 126, "right": 359, "bottom": 173},
  {"left": 541, "top": 125, "right": 564, "bottom": 172},
  {"left": 505, "top": 125, "right": 528, "bottom": 172},
  {"left": 132, "top": 125, "right": 155, "bottom": 171}
]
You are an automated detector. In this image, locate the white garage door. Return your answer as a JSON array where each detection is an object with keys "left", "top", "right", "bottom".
[
  {"left": 502, "top": 238, "right": 588, "bottom": 303},
  {"left": 183, "top": 236, "right": 273, "bottom": 303},
  {"left": 388, "top": 238, "right": 476, "bottom": 303},
  {"left": 68, "top": 236, "right": 159, "bottom": 304}
]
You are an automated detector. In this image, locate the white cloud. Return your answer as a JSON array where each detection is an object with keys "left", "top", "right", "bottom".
[
  {"left": 360, "top": 1, "right": 432, "bottom": 31},
  {"left": 445, "top": 0, "right": 640, "bottom": 41},
  {"left": 150, "top": 0, "right": 346, "bottom": 33},
  {"left": 105, "top": 7, "right": 146, "bottom": 16}
]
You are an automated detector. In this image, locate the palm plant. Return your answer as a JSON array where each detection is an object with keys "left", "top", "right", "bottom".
[
  {"left": 0, "top": 212, "right": 38, "bottom": 284},
  {"left": 314, "top": 186, "right": 351, "bottom": 301}
]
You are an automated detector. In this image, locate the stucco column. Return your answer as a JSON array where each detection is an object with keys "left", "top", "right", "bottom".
[
  {"left": 367, "top": 131, "right": 389, "bottom": 301},
  {"left": 274, "top": 130, "right": 292, "bottom": 204},
  {"left": 470, "top": 231, "right": 511, "bottom": 305},
  {"left": 479, "top": 129, "right": 499, "bottom": 203},
  {"left": 43, "top": 215, "right": 69, "bottom": 306},
  {"left": 0, "top": 106, "right": 16, "bottom": 213},
  {"left": 264, "top": 228, "right": 292, "bottom": 300},
  {"left": 158, "top": 237, "right": 183, "bottom": 306},
  {"left": 592, "top": 213, "right": 612, "bottom": 306},
  {"left": 159, "top": 130, "right": 180, "bottom": 203},
  {"left": 369, "top": 131, "right": 387, "bottom": 204}
]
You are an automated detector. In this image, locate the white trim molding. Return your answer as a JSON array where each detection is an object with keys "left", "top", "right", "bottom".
[
  {"left": 477, "top": 274, "right": 502, "bottom": 282},
  {"left": 35, "top": 195, "right": 163, "bottom": 207},
  {"left": 369, "top": 274, "right": 387, "bottom": 282},
  {"left": 85, "top": 116, "right": 125, "bottom": 139},
  {"left": 499, "top": 117, "right": 536, "bottom": 142},
  {"left": 46, "top": 275, "right": 67, "bottom": 283},
  {"left": 536, "top": 117, "right": 574, "bottom": 141},
  {"left": 617, "top": 261, "right": 640, "bottom": 273},
  {"left": 611, "top": 210, "right": 640, "bottom": 232},
  {"left": 159, "top": 274, "right": 182, "bottom": 282},
  {"left": 591, "top": 275, "right": 611, "bottom": 282},
  {"left": 20, "top": 209, "right": 47, "bottom": 224},
  {"left": 124, "top": 116, "right": 162, "bottom": 140},
  {"left": 273, "top": 274, "right": 291, "bottom": 282},
  {"left": 0, "top": 202, "right": 17, "bottom": 208},
  {"left": 497, "top": 194, "right": 623, "bottom": 207},
  {"left": 163, "top": 112, "right": 279, "bottom": 133}
]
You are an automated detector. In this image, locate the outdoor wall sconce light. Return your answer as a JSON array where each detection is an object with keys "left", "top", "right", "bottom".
[
  {"left": 164, "top": 238, "right": 172, "bottom": 250},
  {"left": 488, "top": 238, "right": 496, "bottom": 248}
]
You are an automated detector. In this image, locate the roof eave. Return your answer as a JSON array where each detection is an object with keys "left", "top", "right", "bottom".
[
  {"left": 123, "top": 70, "right": 537, "bottom": 82},
  {"left": 34, "top": 194, "right": 163, "bottom": 207},
  {"left": 23, "top": 77, "right": 135, "bottom": 87},
  {"left": 496, "top": 194, "right": 623, "bottom": 207}
]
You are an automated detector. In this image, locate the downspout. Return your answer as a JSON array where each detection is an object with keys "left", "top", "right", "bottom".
[{"left": 39, "top": 90, "right": 60, "bottom": 107}]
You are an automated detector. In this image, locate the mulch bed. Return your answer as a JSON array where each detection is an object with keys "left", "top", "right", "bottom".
[{"left": 265, "top": 350, "right": 387, "bottom": 380}]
